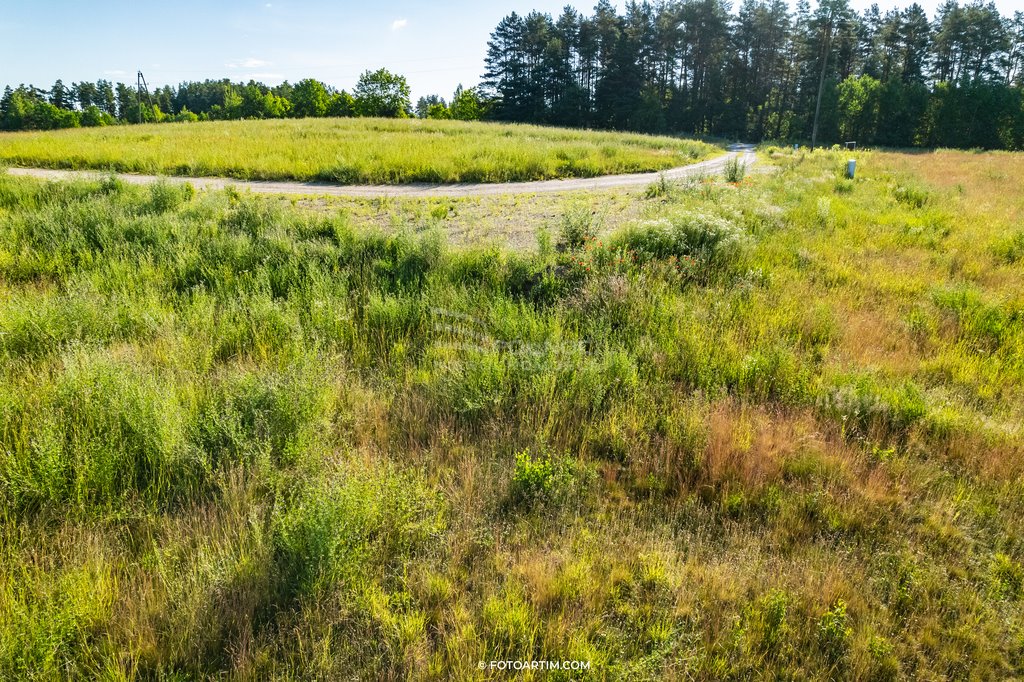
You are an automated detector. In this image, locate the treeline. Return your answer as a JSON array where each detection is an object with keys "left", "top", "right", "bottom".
[
  {"left": 482, "top": 0, "right": 1024, "bottom": 148},
  {"left": 0, "top": 68, "right": 487, "bottom": 132},
  {"left": 6, "top": 0, "right": 1024, "bottom": 149}
]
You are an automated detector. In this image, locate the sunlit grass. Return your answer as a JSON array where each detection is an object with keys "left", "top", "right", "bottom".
[
  {"left": 0, "top": 146, "right": 1022, "bottom": 679},
  {"left": 0, "top": 117, "right": 718, "bottom": 184}
]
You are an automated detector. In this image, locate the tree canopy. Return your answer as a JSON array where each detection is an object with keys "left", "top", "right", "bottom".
[{"left": 479, "top": 0, "right": 1024, "bottom": 148}]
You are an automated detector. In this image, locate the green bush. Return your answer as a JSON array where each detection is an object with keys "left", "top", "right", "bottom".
[
  {"left": 146, "top": 180, "right": 194, "bottom": 214},
  {"left": 192, "top": 362, "right": 333, "bottom": 469},
  {"left": 891, "top": 183, "right": 930, "bottom": 208},
  {"left": 818, "top": 375, "right": 929, "bottom": 441}
]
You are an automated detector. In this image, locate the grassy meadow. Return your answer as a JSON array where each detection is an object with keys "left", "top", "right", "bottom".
[
  {"left": 0, "top": 117, "right": 717, "bottom": 184},
  {"left": 1, "top": 146, "right": 1023, "bottom": 679}
]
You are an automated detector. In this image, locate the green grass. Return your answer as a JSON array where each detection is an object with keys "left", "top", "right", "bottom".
[
  {"left": 0, "top": 117, "right": 718, "bottom": 184},
  {"left": 1, "top": 146, "right": 1023, "bottom": 679}
]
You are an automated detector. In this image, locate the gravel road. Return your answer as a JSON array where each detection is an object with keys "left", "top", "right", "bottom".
[{"left": 4, "top": 144, "right": 756, "bottom": 198}]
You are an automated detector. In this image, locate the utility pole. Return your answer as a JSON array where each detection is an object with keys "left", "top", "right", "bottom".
[
  {"left": 136, "top": 71, "right": 152, "bottom": 124},
  {"left": 810, "top": 12, "right": 836, "bottom": 152}
]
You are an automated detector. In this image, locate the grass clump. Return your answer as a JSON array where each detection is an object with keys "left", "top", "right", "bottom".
[
  {"left": 992, "top": 228, "right": 1024, "bottom": 264},
  {"left": 723, "top": 156, "right": 747, "bottom": 183},
  {"left": 556, "top": 204, "right": 602, "bottom": 251},
  {"left": 508, "top": 449, "right": 592, "bottom": 512},
  {"left": 611, "top": 211, "right": 750, "bottom": 282},
  {"left": 273, "top": 464, "right": 445, "bottom": 597},
  {"left": 0, "top": 349, "right": 195, "bottom": 513}
]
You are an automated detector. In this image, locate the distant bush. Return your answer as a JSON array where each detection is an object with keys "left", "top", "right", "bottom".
[
  {"left": 80, "top": 105, "right": 115, "bottom": 127},
  {"left": 170, "top": 107, "right": 199, "bottom": 123}
]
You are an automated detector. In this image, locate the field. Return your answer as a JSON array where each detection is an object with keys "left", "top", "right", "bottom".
[
  {"left": 0, "top": 118, "right": 717, "bottom": 184},
  {"left": 1, "top": 145, "right": 1024, "bottom": 680}
]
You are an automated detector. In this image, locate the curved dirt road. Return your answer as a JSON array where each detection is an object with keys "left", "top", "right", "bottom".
[{"left": 3, "top": 144, "right": 756, "bottom": 198}]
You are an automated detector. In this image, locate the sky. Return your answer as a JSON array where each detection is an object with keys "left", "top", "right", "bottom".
[{"left": 2, "top": 0, "right": 1023, "bottom": 103}]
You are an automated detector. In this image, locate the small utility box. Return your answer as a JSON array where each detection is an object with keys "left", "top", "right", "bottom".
[
  {"left": 846, "top": 159, "right": 856, "bottom": 179},
  {"left": 845, "top": 141, "right": 857, "bottom": 151}
]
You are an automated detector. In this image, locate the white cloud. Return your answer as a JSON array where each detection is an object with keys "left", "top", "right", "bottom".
[
  {"left": 391, "top": 18, "right": 408, "bottom": 31},
  {"left": 227, "top": 57, "right": 271, "bottom": 69},
  {"left": 103, "top": 69, "right": 126, "bottom": 76}
]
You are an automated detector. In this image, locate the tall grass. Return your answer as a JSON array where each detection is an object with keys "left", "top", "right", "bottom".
[
  {"left": 0, "top": 117, "right": 719, "bottom": 183},
  {"left": 1, "top": 146, "right": 1023, "bottom": 678}
]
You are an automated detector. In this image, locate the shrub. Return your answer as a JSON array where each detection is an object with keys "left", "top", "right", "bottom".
[
  {"left": 146, "top": 179, "right": 193, "bottom": 214},
  {"left": 0, "top": 351, "right": 194, "bottom": 511},
  {"left": 192, "top": 362, "right": 333, "bottom": 469},
  {"left": 433, "top": 350, "right": 510, "bottom": 421}
]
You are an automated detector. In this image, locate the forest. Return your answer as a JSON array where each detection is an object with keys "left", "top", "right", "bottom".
[
  {"left": 2, "top": 0, "right": 1024, "bottom": 149},
  {"left": 481, "top": 0, "right": 1024, "bottom": 148}
]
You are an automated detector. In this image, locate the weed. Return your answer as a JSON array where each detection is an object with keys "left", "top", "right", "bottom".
[
  {"left": 508, "top": 449, "right": 591, "bottom": 512},
  {"left": 817, "top": 599, "right": 852, "bottom": 665},
  {"left": 724, "top": 156, "right": 747, "bottom": 183},
  {"left": 557, "top": 204, "right": 602, "bottom": 251},
  {"left": 644, "top": 173, "right": 675, "bottom": 199}
]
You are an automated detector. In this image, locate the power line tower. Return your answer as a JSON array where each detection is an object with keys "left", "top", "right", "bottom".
[{"left": 136, "top": 70, "right": 154, "bottom": 124}]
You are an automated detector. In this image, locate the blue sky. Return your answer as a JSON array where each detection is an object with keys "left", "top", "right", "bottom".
[{"left": 2, "top": 0, "right": 1022, "bottom": 102}]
